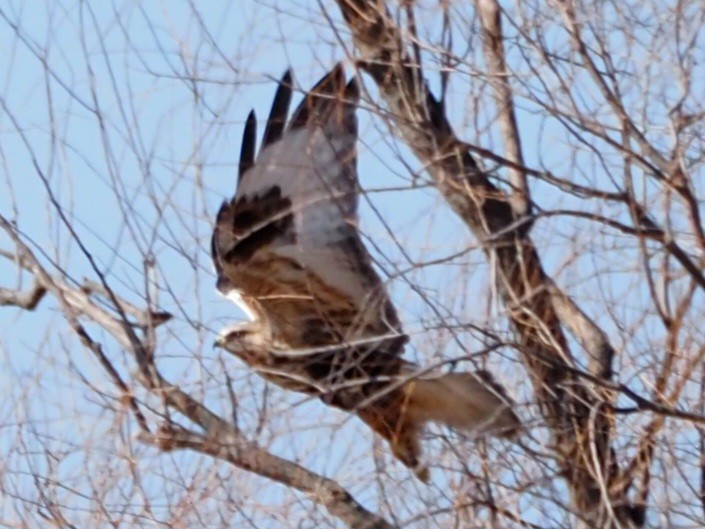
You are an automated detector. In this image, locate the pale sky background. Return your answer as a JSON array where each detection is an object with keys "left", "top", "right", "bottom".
[{"left": 1, "top": 2, "right": 703, "bottom": 528}]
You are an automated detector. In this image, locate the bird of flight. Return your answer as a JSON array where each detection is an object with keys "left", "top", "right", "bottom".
[{"left": 211, "top": 64, "right": 520, "bottom": 481}]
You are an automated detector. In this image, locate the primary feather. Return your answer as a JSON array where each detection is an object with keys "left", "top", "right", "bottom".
[{"left": 212, "top": 65, "right": 520, "bottom": 480}]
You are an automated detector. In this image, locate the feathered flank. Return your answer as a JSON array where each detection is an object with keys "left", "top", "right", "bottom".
[{"left": 212, "top": 65, "right": 520, "bottom": 481}]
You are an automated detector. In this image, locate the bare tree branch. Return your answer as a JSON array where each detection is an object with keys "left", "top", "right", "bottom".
[
  {"left": 138, "top": 426, "right": 395, "bottom": 529},
  {"left": 0, "top": 213, "right": 394, "bottom": 529},
  {"left": 2, "top": 2, "right": 703, "bottom": 527},
  {"left": 0, "top": 280, "right": 46, "bottom": 310},
  {"left": 475, "top": 0, "right": 530, "bottom": 216},
  {"left": 334, "top": 1, "right": 640, "bottom": 525}
]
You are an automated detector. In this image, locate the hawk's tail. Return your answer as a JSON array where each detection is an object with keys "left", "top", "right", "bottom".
[{"left": 404, "top": 370, "right": 520, "bottom": 438}]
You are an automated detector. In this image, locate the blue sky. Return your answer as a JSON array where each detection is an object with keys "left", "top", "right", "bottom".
[
  {"left": 1, "top": 1, "right": 704, "bottom": 527},
  {"left": 0, "top": 4, "right": 503, "bottom": 526}
]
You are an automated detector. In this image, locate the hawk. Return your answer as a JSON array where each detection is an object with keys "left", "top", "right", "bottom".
[{"left": 212, "top": 64, "right": 519, "bottom": 480}]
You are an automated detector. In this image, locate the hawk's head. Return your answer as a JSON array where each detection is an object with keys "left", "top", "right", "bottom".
[{"left": 215, "top": 322, "right": 268, "bottom": 357}]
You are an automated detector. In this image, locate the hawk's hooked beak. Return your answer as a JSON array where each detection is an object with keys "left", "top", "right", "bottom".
[{"left": 213, "top": 334, "right": 226, "bottom": 350}]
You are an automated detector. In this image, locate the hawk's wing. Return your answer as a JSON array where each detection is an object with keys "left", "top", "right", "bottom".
[{"left": 212, "top": 65, "right": 405, "bottom": 350}]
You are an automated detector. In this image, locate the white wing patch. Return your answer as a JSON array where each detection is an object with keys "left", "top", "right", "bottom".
[{"left": 218, "top": 288, "right": 257, "bottom": 321}]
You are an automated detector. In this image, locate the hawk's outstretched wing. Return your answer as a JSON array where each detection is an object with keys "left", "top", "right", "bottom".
[{"left": 212, "top": 64, "right": 404, "bottom": 351}]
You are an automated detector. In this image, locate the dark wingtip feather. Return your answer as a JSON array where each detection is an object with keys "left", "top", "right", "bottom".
[
  {"left": 261, "top": 69, "right": 294, "bottom": 148},
  {"left": 280, "top": 68, "right": 293, "bottom": 88},
  {"left": 238, "top": 110, "right": 257, "bottom": 185},
  {"left": 344, "top": 77, "right": 360, "bottom": 105},
  {"left": 289, "top": 63, "right": 347, "bottom": 130}
]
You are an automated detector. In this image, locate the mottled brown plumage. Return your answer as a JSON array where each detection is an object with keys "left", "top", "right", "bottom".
[{"left": 212, "top": 65, "right": 520, "bottom": 480}]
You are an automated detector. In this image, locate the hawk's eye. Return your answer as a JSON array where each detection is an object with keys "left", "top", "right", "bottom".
[{"left": 227, "top": 330, "right": 251, "bottom": 340}]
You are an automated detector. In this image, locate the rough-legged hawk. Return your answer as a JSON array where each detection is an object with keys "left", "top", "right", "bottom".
[{"left": 212, "top": 64, "right": 519, "bottom": 481}]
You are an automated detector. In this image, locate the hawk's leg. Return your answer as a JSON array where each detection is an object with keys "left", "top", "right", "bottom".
[{"left": 357, "top": 405, "right": 429, "bottom": 482}]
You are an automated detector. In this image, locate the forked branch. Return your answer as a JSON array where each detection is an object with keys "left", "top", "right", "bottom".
[
  {"left": 334, "top": 1, "right": 640, "bottom": 525},
  {"left": 0, "top": 214, "right": 394, "bottom": 529}
]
